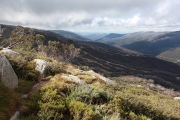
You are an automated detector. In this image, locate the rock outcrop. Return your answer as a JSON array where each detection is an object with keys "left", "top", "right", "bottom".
[
  {"left": 0, "top": 48, "right": 19, "bottom": 56},
  {"left": 34, "top": 59, "right": 49, "bottom": 75},
  {"left": 61, "top": 74, "right": 84, "bottom": 84},
  {"left": 0, "top": 53, "right": 18, "bottom": 88},
  {"left": 174, "top": 97, "right": 180, "bottom": 100},
  {"left": 9, "top": 111, "right": 20, "bottom": 120}
]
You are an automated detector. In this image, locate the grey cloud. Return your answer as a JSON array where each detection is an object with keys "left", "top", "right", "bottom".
[{"left": 0, "top": 0, "right": 180, "bottom": 33}]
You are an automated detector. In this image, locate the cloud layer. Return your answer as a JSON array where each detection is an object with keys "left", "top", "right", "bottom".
[{"left": 0, "top": 0, "right": 180, "bottom": 33}]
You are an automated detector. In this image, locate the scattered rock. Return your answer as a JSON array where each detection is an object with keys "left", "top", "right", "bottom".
[
  {"left": 99, "top": 75, "right": 115, "bottom": 84},
  {"left": 21, "top": 94, "right": 29, "bottom": 99},
  {"left": 9, "top": 111, "right": 20, "bottom": 120},
  {"left": 0, "top": 53, "right": 18, "bottom": 89},
  {"left": 61, "top": 74, "right": 84, "bottom": 84},
  {"left": 34, "top": 59, "right": 49, "bottom": 75},
  {"left": 174, "top": 97, "right": 180, "bottom": 100},
  {"left": 0, "top": 48, "right": 19, "bottom": 56}
]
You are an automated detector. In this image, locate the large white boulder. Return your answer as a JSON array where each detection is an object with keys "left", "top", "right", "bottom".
[
  {"left": 0, "top": 53, "right": 18, "bottom": 89},
  {"left": 34, "top": 59, "right": 49, "bottom": 75}
]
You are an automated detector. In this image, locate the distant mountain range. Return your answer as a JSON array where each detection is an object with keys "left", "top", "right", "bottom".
[
  {"left": 81, "top": 33, "right": 107, "bottom": 40},
  {"left": 96, "top": 33, "right": 125, "bottom": 41},
  {"left": 49, "top": 30, "right": 180, "bottom": 65},
  {"left": 94, "top": 31, "right": 180, "bottom": 64},
  {"left": 53, "top": 30, "right": 90, "bottom": 41}
]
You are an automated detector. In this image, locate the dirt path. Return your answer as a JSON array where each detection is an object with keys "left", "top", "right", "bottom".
[{"left": 29, "top": 81, "right": 48, "bottom": 95}]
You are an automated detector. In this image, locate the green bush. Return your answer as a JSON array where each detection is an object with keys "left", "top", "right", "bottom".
[
  {"left": 15, "top": 80, "right": 34, "bottom": 94},
  {"left": 38, "top": 85, "right": 67, "bottom": 120},
  {"left": 0, "top": 82, "right": 17, "bottom": 120},
  {"left": 49, "top": 74, "right": 77, "bottom": 95},
  {"left": 68, "top": 84, "right": 112, "bottom": 104},
  {"left": 25, "top": 92, "right": 42, "bottom": 116},
  {"left": 68, "top": 100, "right": 100, "bottom": 120},
  {"left": 79, "top": 66, "right": 90, "bottom": 71},
  {"left": 21, "top": 61, "right": 40, "bottom": 81},
  {"left": 44, "top": 61, "right": 66, "bottom": 76},
  {"left": 108, "top": 93, "right": 172, "bottom": 120},
  {"left": 129, "top": 111, "right": 151, "bottom": 120},
  {"left": 7, "top": 55, "right": 40, "bottom": 81}
]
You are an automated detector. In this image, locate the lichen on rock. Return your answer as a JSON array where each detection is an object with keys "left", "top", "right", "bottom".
[{"left": 0, "top": 53, "right": 18, "bottom": 89}]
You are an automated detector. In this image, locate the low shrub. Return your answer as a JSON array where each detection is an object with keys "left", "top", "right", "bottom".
[
  {"left": 77, "top": 74, "right": 96, "bottom": 84},
  {"left": 68, "top": 100, "right": 100, "bottom": 120},
  {"left": 15, "top": 80, "right": 34, "bottom": 94},
  {"left": 24, "top": 92, "right": 42, "bottom": 117},
  {"left": 0, "top": 82, "right": 17, "bottom": 120},
  {"left": 68, "top": 84, "right": 112, "bottom": 104},
  {"left": 108, "top": 92, "right": 179, "bottom": 120},
  {"left": 21, "top": 61, "right": 40, "bottom": 81},
  {"left": 7, "top": 55, "right": 40, "bottom": 81},
  {"left": 79, "top": 66, "right": 90, "bottom": 71},
  {"left": 44, "top": 61, "right": 66, "bottom": 76},
  {"left": 38, "top": 85, "right": 67, "bottom": 120},
  {"left": 49, "top": 74, "right": 77, "bottom": 94}
]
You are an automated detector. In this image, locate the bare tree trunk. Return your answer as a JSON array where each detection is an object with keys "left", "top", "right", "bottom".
[{"left": 0, "top": 25, "right": 5, "bottom": 45}]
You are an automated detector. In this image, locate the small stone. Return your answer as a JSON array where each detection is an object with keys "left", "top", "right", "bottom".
[
  {"left": 61, "top": 74, "right": 84, "bottom": 84},
  {"left": 21, "top": 94, "right": 28, "bottom": 99},
  {"left": 9, "top": 111, "right": 20, "bottom": 120}
]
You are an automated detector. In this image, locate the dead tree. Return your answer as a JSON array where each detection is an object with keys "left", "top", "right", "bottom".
[{"left": 0, "top": 25, "right": 6, "bottom": 46}]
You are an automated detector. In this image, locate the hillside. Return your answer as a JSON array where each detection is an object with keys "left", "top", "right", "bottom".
[
  {"left": 95, "top": 31, "right": 180, "bottom": 64},
  {"left": 96, "top": 33, "right": 125, "bottom": 43},
  {"left": 52, "top": 30, "right": 90, "bottom": 41},
  {"left": 81, "top": 33, "right": 107, "bottom": 40},
  {"left": 97, "top": 31, "right": 166, "bottom": 45}
]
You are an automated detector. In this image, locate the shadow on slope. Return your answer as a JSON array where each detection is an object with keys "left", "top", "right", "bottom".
[
  {"left": 73, "top": 41, "right": 180, "bottom": 90},
  {"left": 122, "top": 31, "right": 180, "bottom": 56}
]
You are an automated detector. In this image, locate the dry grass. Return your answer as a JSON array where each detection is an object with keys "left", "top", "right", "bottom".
[{"left": 0, "top": 83, "right": 18, "bottom": 120}]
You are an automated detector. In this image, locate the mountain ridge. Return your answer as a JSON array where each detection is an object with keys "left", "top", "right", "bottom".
[{"left": 53, "top": 30, "right": 90, "bottom": 41}]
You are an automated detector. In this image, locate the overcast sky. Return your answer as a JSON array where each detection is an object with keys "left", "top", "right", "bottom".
[{"left": 0, "top": 0, "right": 180, "bottom": 33}]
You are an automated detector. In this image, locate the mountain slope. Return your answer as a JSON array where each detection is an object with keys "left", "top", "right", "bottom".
[
  {"left": 96, "top": 31, "right": 180, "bottom": 64},
  {"left": 82, "top": 33, "right": 107, "bottom": 40},
  {"left": 53, "top": 30, "right": 90, "bottom": 41},
  {"left": 73, "top": 40, "right": 180, "bottom": 90},
  {"left": 98, "top": 31, "right": 166, "bottom": 45},
  {"left": 96, "top": 33, "right": 125, "bottom": 42}
]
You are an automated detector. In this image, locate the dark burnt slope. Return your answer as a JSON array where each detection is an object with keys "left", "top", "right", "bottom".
[{"left": 73, "top": 41, "right": 180, "bottom": 90}]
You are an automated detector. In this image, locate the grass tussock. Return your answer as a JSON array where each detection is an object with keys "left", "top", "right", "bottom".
[{"left": 0, "top": 82, "right": 19, "bottom": 120}]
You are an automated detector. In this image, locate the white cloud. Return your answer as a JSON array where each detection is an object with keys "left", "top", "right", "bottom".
[{"left": 0, "top": 0, "right": 180, "bottom": 33}]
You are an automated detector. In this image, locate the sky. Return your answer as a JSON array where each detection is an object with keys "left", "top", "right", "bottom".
[{"left": 0, "top": 0, "right": 180, "bottom": 33}]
